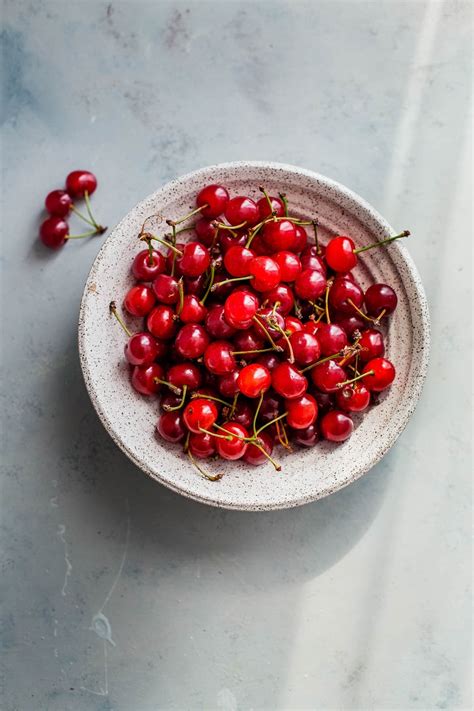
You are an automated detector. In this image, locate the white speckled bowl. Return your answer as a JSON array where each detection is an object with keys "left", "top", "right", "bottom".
[{"left": 78, "top": 162, "right": 430, "bottom": 510}]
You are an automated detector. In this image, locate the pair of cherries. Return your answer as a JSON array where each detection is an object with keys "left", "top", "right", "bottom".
[
  {"left": 111, "top": 182, "right": 405, "bottom": 480},
  {"left": 39, "top": 170, "right": 106, "bottom": 249}
]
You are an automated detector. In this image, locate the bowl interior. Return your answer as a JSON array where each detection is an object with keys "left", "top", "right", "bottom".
[{"left": 79, "top": 162, "right": 429, "bottom": 510}]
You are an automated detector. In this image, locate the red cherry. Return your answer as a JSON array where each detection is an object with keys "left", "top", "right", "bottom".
[
  {"left": 237, "top": 363, "right": 271, "bottom": 398},
  {"left": 362, "top": 358, "right": 395, "bottom": 391},
  {"left": 188, "top": 431, "right": 216, "bottom": 458},
  {"left": 262, "top": 219, "right": 297, "bottom": 251},
  {"left": 325, "top": 236, "right": 357, "bottom": 273},
  {"left": 179, "top": 295, "right": 207, "bottom": 323},
  {"left": 167, "top": 362, "right": 202, "bottom": 391},
  {"left": 65, "top": 170, "right": 97, "bottom": 198},
  {"left": 263, "top": 284, "right": 294, "bottom": 316},
  {"left": 166, "top": 242, "right": 186, "bottom": 275},
  {"left": 300, "top": 246, "right": 326, "bottom": 275},
  {"left": 157, "top": 411, "right": 186, "bottom": 442},
  {"left": 313, "top": 390, "right": 335, "bottom": 413},
  {"left": 250, "top": 234, "right": 267, "bottom": 255},
  {"left": 210, "top": 272, "right": 235, "bottom": 299},
  {"left": 225, "top": 196, "right": 259, "bottom": 227},
  {"left": 215, "top": 422, "right": 249, "bottom": 460},
  {"left": 218, "top": 231, "right": 247, "bottom": 255},
  {"left": 196, "top": 184, "right": 229, "bottom": 219},
  {"left": 285, "top": 316, "right": 303, "bottom": 335},
  {"left": 257, "top": 195, "right": 285, "bottom": 219},
  {"left": 183, "top": 398, "right": 218, "bottom": 433},
  {"left": 320, "top": 410, "right": 354, "bottom": 442},
  {"left": 175, "top": 324, "right": 210, "bottom": 359},
  {"left": 39, "top": 216, "right": 69, "bottom": 249},
  {"left": 293, "top": 225, "right": 308, "bottom": 252},
  {"left": 336, "top": 384, "right": 371, "bottom": 412},
  {"left": 218, "top": 370, "right": 240, "bottom": 398},
  {"left": 177, "top": 242, "right": 210, "bottom": 277},
  {"left": 364, "top": 283, "right": 398, "bottom": 317},
  {"left": 272, "top": 362, "right": 308, "bottom": 399},
  {"left": 224, "top": 245, "right": 255, "bottom": 277},
  {"left": 194, "top": 218, "right": 218, "bottom": 247},
  {"left": 358, "top": 329, "right": 385, "bottom": 362},
  {"left": 184, "top": 274, "right": 206, "bottom": 297},
  {"left": 256, "top": 353, "right": 281, "bottom": 371},
  {"left": 205, "top": 304, "right": 236, "bottom": 339},
  {"left": 45, "top": 189, "right": 72, "bottom": 216},
  {"left": 301, "top": 321, "right": 322, "bottom": 337},
  {"left": 224, "top": 291, "right": 259, "bottom": 329},
  {"left": 132, "top": 249, "right": 165, "bottom": 281},
  {"left": 160, "top": 392, "right": 183, "bottom": 411},
  {"left": 131, "top": 363, "right": 163, "bottom": 395},
  {"left": 285, "top": 393, "right": 318, "bottom": 429},
  {"left": 273, "top": 251, "right": 302, "bottom": 282},
  {"left": 329, "top": 277, "right": 364, "bottom": 315},
  {"left": 203, "top": 340, "right": 236, "bottom": 375},
  {"left": 243, "top": 432, "right": 274, "bottom": 466},
  {"left": 152, "top": 274, "right": 179, "bottom": 304},
  {"left": 124, "top": 332, "right": 159, "bottom": 366},
  {"left": 311, "top": 360, "right": 346, "bottom": 393},
  {"left": 228, "top": 400, "right": 252, "bottom": 429},
  {"left": 316, "top": 323, "right": 348, "bottom": 356},
  {"left": 289, "top": 332, "right": 321, "bottom": 366},
  {"left": 292, "top": 424, "right": 319, "bottom": 447},
  {"left": 258, "top": 393, "right": 283, "bottom": 424},
  {"left": 123, "top": 285, "right": 156, "bottom": 317},
  {"left": 147, "top": 305, "right": 177, "bottom": 339},
  {"left": 294, "top": 269, "right": 326, "bottom": 300},
  {"left": 248, "top": 256, "right": 281, "bottom": 291},
  {"left": 333, "top": 315, "right": 366, "bottom": 338},
  {"left": 232, "top": 329, "right": 265, "bottom": 358},
  {"left": 252, "top": 308, "right": 284, "bottom": 341}
]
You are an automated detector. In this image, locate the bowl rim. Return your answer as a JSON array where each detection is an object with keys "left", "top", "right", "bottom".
[{"left": 78, "top": 161, "right": 431, "bottom": 510}]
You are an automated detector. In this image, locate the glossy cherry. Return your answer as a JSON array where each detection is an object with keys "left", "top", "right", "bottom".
[
  {"left": 289, "top": 331, "right": 321, "bottom": 366},
  {"left": 336, "top": 384, "right": 371, "bottom": 412},
  {"left": 325, "top": 236, "right": 357, "bottom": 273},
  {"left": 39, "top": 216, "right": 69, "bottom": 249},
  {"left": 218, "top": 231, "right": 247, "bottom": 254},
  {"left": 256, "top": 353, "right": 281, "bottom": 371},
  {"left": 252, "top": 308, "right": 284, "bottom": 341},
  {"left": 205, "top": 304, "right": 237, "bottom": 339},
  {"left": 294, "top": 269, "right": 326, "bottom": 301},
  {"left": 292, "top": 423, "right": 319, "bottom": 447},
  {"left": 293, "top": 225, "right": 308, "bottom": 252},
  {"left": 65, "top": 170, "right": 97, "bottom": 198},
  {"left": 124, "top": 285, "right": 156, "bottom": 317},
  {"left": 218, "top": 370, "right": 240, "bottom": 398},
  {"left": 320, "top": 410, "right": 354, "bottom": 442},
  {"left": 157, "top": 411, "right": 186, "bottom": 442},
  {"left": 188, "top": 431, "right": 216, "bottom": 458},
  {"left": 132, "top": 249, "right": 165, "bottom": 281},
  {"left": 131, "top": 363, "right": 163, "bottom": 396},
  {"left": 196, "top": 184, "right": 229, "bottom": 219},
  {"left": 152, "top": 274, "right": 179, "bottom": 304},
  {"left": 177, "top": 242, "right": 210, "bottom": 277},
  {"left": 203, "top": 340, "right": 236, "bottom": 375},
  {"left": 224, "top": 291, "right": 259, "bottom": 329},
  {"left": 167, "top": 362, "right": 202, "bottom": 391},
  {"left": 262, "top": 283, "right": 294, "bottom": 316},
  {"left": 215, "top": 422, "right": 249, "bottom": 460},
  {"left": 224, "top": 245, "right": 255, "bottom": 277},
  {"left": 300, "top": 246, "right": 326, "bottom": 275},
  {"left": 285, "top": 316, "right": 303, "bottom": 335},
  {"left": 258, "top": 393, "right": 283, "bottom": 423},
  {"left": 183, "top": 398, "right": 218, "bottom": 433},
  {"left": 257, "top": 195, "right": 285, "bottom": 219},
  {"left": 238, "top": 363, "right": 271, "bottom": 398},
  {"left": 45, "top": 190, "right": 72, "bottom": 217},
  {"left": 274, "top": 251, "right": 302, "bottom": 282},
  {"left": 232, "top": 330, "right": 265, "bottom": 358},
  {"left": 224, "top": 196, "right": 259, "bottom": 227},
  {"left": 262, "top": 219, "right": 297, "bottom": 251},
  {"left": 364, "top": 283, "right": 398, "bottom": 318},
  {"left": 179, "top": 295, "right": 207, "bottom": 323},
  {"left": 243, "top": 432, "right": 274, "bottom": 466},
  {"left": 285, "top": 393, "right": 318, "bottom": 429},
  {"left": 272, "top": 362, "right": 308, "bottom": 399},
  {"left": 231, "top": 400, "right": 254, "bottom": 429},
  {"left": 311, "top": 360, "right": 347, "bottom": 393},
  {"left": 334, "top": 315, "right": 365, "bottom": 338},
  {"left": 329, "top": 277, "right": 364, "bottom": 315},
  {"left": 362, "top": 358, "right": 395, "bottom": 391},
  {"left": 248, "top": 256, "right": 281, "bottom": 291},
  {"left": 124, "top": 332, "right": 159, "bottom": 366},
  {"left": 316, "top": 323, "right": 348, "bottom": 356},
  {"left": 184, "top": 274, "right": 207, "bottom": 297},
  {"left": 147, "top": 305, "right": 177, "bottom": 339},
  {"left": 175, "top": 324, "right": 210, "bottom": 359},
  {"left": 194, "top": 218, "right": 218, "bottom": 247},
  {"left": 358, "top": 328, "right": 385, "bottom": 362}
]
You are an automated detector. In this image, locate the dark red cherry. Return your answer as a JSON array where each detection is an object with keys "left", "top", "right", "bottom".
[
  {"left": 179, "top": 295, "right": 207, "bottom": 323},
  {"left": 132, "top": 249, "right": 165, "bottom": 281},
  {"left": 273, "top": 251, "right": 302, "bottom": 282},
  {"left": 329, "top": 277, "right": 364, "bottom": 315},
  {"left": 320, "top": 410, "right": 354, "bottom": 442},
  {"left": 167, "top": 362, "right": 202, "bottom": 391},
  {"left": 257, "top": 195, "right": 285, "bottom": 219},
  {"left": 124, "top": 332, "right": 159, "bottom": 366},
  {"left": 196, "top": 184, "right": 229, "bottom": 219},
  {"left": 203, "top": 340, "right": 236, "bottom": 375},
  {"left": 194, "top": 218, "right": 218, "bottom": 247},
  {"left": 311, "top": 360, "right": 346, "bottom": 393},
  {"left": 300, "top": 246, "right": 326, "bottom": 275},
  {"left": 258, "top": 393, "right": 283, "bottom": 423},
  {"left": 232, "top": 330, "right": 265, "bottom": 359},
  {"left": 272, "top": 362, "right": 308, "bottom": 399},
  {"left": 325, "top": 236, "right": 357, "bottom": 273},
  {"left": 362, "top": 358, "right": 395, "bottom": 391},
  {"left": 184, "top": 273, "right": 207, "bottom": 297},
  {"left": 262, "top": 283, "right": 294, "bottom": 316},
  {"left": 313, "top": 390, "right": 335, "bottom": 413},
  {"left": 243, "top": 432, "right": 274, "bottom": 466},
  {"left": 215, "top": 422, "right": 249, "bottom": 460},
  {"left": 188, "top": 431, "right": 216, "bottom": 458},
  {"left": 66, "top": 170, "right": 97, "bottom": 198},
  {"left": 334, "top": 315, "right": 366, "bottom": 338},
  {"left": 336, "top": 384, "right": 371, "bottom": 412},
  {"left": 45, "top": 189, "right": 72, "bottom": 216},
  {"left": 166, "top": 242, "right": 186, "bottom": 275},
  {"left": 252, "top": 308, "right": 285, "bottom": 341},
  {"left": 183, "top": 398, "right": 218, "bottom": 433},
  {"left": 205, "top": 304, "right": 237, "bottom": 339},
  {"left": 285, "top": 316, "right": 303, "bottom": 335},
  {"left": 147, "top": 305, "right": 177, "bottom": 339},
  {"left": 211, "top": 272, "right": 237, "bottom": 299},
  {"left": 364, "top": 283, "right": 398, "bottom": 318},
  {"left": 289, "top": 332, "right": 321, "bottom": 366},
  {"left": 175, "top": 324, "right": 210, "bottom": 359},
  {"left": 231, "top": 400, "right": 254, "bottom": 429},
  {"left": 249, "top": 234, "right": 267, "bottom": 255},
  {"left": 316, "top": 323, "right": 348, "bottom": 356},
  {"left": 39, "top": 216, "right": 69, "bottom": 249},
  {"left": 358, "top": 329, "right": 385, "bottom": 362},
  {"left": 256, "top": 352, "right": 281, "bottom": 371},
  {"left": 177, "top": 242, "right": 210, "bottom": 277},
  {"left": 218, "top": 231, "right": 247, "bottom": 254},
  {"left": 237, "top": 363, "right": 271, "bottom": 398},
  {"left": 131, "top": 363, "right": 163, "bottom": 396},
  {"left": 285, "top": 393, "right": 318, "bottom": 429},
  {"left": 123, "top": 285, "right": 156, "bottom": 317},
  {"left": 152, "top": 274, "right": 179, "bottom": 304},
  {"left": 294, "top": 269, "right": 326, "bottom": 301},
  {"left": 160, "top": 392, "right": 183, "bottom": 411},
  {"left": 262, "top": 219, "right": 297, "bottom": 251},
  {"left": 224, "top": 245, "right": 255, "bottom": 277},
  {"left": 156, "top": 411, "right": 186, "bottom": 443},
  {"left": 225, "top": 196, "right": 259, "bottom": 227},
  {"left": 218, "top": 370, "right": 240, "bottom": 398},
  {"left": 292, "top": 423, "right": 319, "bottom": 447}
]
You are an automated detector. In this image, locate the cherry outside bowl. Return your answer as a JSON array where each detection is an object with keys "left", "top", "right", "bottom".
[{"left": 78, "top": 162, "right": 430, "bottom": 511}]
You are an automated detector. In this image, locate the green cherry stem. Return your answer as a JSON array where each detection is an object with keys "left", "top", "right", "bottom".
[
  {"left": 163, "top": 385, "right": 188, "bottom": 411},
  {"left": 232, "top": 347, "right": 276, "bottom": 356},
  {"left": 256, "top": 411, "right": 288, "bottom": 436},
  {"left": 278, "top": 192, "right": 289, "bottom": 217},
  {"left": 109, "top": 301, "right": 132, "bottom": 338},
  {"left": 198, "top": 426, "right": 233, "bottom": 441},
  {"left": 154, "top": 378, "right": 182, "bottom": 395},
  {"left": 325, "top": 279, "right": 333, "bottom": 323},
  {"left": 70, "top": 205, "right": 96, "bottom": 228},
  {"left": 254, "top": 442, "right": 282, "bottom": 471},
  {"left": 187, "top": 448, "right": 223, "bottom": 481},
  {"left": 346, "top": 299, "right": 374, "bottom": 323},
  {"left": 253, "top": 392, "right": 264, "bottom": 439},
  {"left": 300, "top": 350, "right": 345, "bottom": 374},
  {"left": 191, "top": 393, "right": 233, "bottom": 408},
  {"left": 337, "top": 370, "right": 374, "bottom": 389},
  {"left": 200, "top": 263, "right": 216, "bottom": 305},
  {"left": 167, "top": 204, "right": 206, "bottom": 227},
  {"left": 177, "top": 278, "right": 184, "bottom": 316},
  {"left": 146, "top": 234, "right": 183, "bottom": 256},
  {"left": 259, "top": 185, "right": 277, "bottom": 220},
  {"left": 211, "top": 274, "right": 252, "bottom": 291},
  {"left": 65, "top": 227, "right": 103, "bottom": 239},
  {"left": 82, "top": 191, "right": 107, "bottom": 234},
  {"left": 252, "top": 316, "right": 283, "bottom": 352},
  {"left": 354, "top": 230, "right": 410, "bottom": 254}
]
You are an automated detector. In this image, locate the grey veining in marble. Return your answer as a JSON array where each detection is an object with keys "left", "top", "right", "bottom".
[{"left": 1, "top": 1, "right": 471, "bottom": 709}]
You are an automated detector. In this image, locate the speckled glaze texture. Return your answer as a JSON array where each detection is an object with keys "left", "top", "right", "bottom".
[{"left": 78, "top": 162, "right": 430, "bottom": 510}]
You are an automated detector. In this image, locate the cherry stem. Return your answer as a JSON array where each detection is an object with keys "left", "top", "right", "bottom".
[
  {"left": 154, "top": 378, "right": 182, "bottom": 395},
  {"left": 83, "top": 191, "right": 98, "bottom": 229},
  {"left": 276, "top": 419, "right": 291, "bottom": 450},
  {"left": 146, "top": 234, "right": 183, "bottom": 256},
  {"left": 346, "top": 299, "right": 374, "bottom": 323},
  {"left": 256, "top": 411, "right": 288, "bottom": 436},
  {"left": 312, "top": 219, "right": 321, "bottom": 254},
  {"left": 200, "top": 264, "right": 215, "bottom": 305},
  {"left": 254, "top": 442, "right": 282, "bottom": 471},
  {"left": 177, "top": 279, "right": 184, "bottom": 316},
  {"left": 252, "top": 316, "right": 283, "bottom": 352},
  {"left": 270, "top": 321, "right": 294, "bottom": 363},
  {"left": 210, "top": 274, "right": 252, "bottom": 291},
  {"left": 70, "top": 204, "right": 96, "bottom": 228},
  {"left": 354, "top": 230, "right": 410, "bottom": 254},
  {"left": 259, "top": 185, "right": 277, "bottom": 221},
  {"left": 253, "top": 392, "right": 264, "bottom": 438},
  {"left": 199, "top": 426, "right": 233, "bottom": 441},
  {"left": 163, "top": 385, "right": 188, "bottom": 411},
  {"left": 109, "top": 301, "right": 132, "bottom": 338},
  {"left": 65, "top": 227, "right": 102, "bottom": 239},
  {"left": 167, "top": 204, "right": 206, "bottom": 227},
  {"left": 187, "top": 448, "right": 223, "bottom": 481},
  {"left": 191, "top": 392, "right": 233, "bottom": 408},
  {"left": 232, "top": 347, "right": 276, "bottom": 356},
  {"left": 143, "top": 236, "right": 155, "bottom": 266},
  {"left": 230, "top": 392, "right": 239, "bottom": 418},
  {"left": 325, "top": 279, "right": 333, "bottom": 323},
  {"left": 213, "top": 220, "right": 246, "bottom": 235},
  {"left": 373, "top": 308, "right": 387, "bottom": 325},
  {"left": 278, "top": 192, "right": 289, "bottom": 217},
  {"left": 337, "top": 370, "right": 374, "bottom": 388},
  {"left": 300, "top": 350, "right": 345, "bottom": 373},
  {"left": 245, "top": 219, "right": 266, "bottom": 247},
  {"left": 184, "top": 431, "right": 190, "bottom": 453}
]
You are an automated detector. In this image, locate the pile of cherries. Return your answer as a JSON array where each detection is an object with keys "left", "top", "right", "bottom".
[
  {"left": 39, "top": 170, "right": 106, "bottom": 249},
  {"left": 111, "top": 183, "right": 409, "bottom": 480}
]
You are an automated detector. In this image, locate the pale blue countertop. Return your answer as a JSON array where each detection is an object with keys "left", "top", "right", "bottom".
[{"left": 1, "top": 1, "right": 472, "bottom": 709}]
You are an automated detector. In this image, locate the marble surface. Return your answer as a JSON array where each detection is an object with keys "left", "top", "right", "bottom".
[{"left": 1, "top": 1, "right": 471, "bottom": 709}]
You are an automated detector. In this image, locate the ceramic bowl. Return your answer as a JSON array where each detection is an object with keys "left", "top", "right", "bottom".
[{"left": 78, "top": 162, "right": 430, "bottom": 510}]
